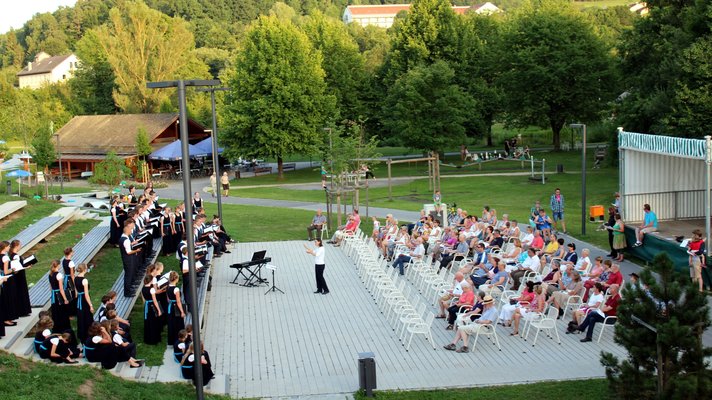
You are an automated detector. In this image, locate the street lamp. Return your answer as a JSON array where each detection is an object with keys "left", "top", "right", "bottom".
[
  {"left": 196, "top": 85, "right": 230, "bottom": 223},
  {"left": 147, "top": 79, "right": 219, "bottom": 400},
  {"left": 51, "top": 121, "right": 63, "bottom": 194},
  {"left": 322, "top": 127, "right": 334, "bottom": 230},
  {"left": 570, "top": 123, "right": 587, "bottom": 235}
]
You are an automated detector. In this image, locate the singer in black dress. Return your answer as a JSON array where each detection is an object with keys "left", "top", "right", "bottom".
[
  {"left": 74, "top": 263, "right": 94, "bottom": 344},
  {"left": 1, "top": 241, "right": 17, "bottom": 326},
  {"left": 166, "top": 271, "right": 186, "bottom": 345},
  {"left": 9, "top": 240, "right": 31, "bottom": 317},
  {"left": 142, "top": 274, "right": 163, "bottom": 345},
  {"left": 62, "top": 247, "right": 77, "bottom": 310},
  {"left": 49, "top": 260, "right": 71, "bottom": 332}
]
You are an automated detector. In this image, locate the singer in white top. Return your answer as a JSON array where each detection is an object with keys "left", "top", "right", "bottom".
[{"left": 305, "top": 238, "right": 329, "bottom": 295}]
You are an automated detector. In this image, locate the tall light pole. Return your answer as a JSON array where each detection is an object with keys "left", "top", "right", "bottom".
[
  {"left": 51, "top": 121, "right": 63, "bottom": 194},
  {"left": 323, "top": 127, "right": 333, "bottom": 231},
  {"left": 196, "top": 86, "right": 230, "bottom": 222},
  {"left": 147, "top": 79, "right": 219, "bottom": 400},
  {"left": 570, "top": 123, "right": 587, "bottom": 235}
]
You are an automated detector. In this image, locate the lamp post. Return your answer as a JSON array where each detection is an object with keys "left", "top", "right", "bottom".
[
  {"left": 51, "top": 121, "right": 63, "bottom": 194},
  {"left": 196, "top": 86, "right": 230, "bottom": 222},
  {"left": 323, "top": 127, "right": 334, "bottom": 230},
  {"left": 147, "top": 79, "right": 219, "bottom": 400},
  {"left": 570, "top": 123, "right": 587, "bottom": 235},
  {"left": 631, "top": 315, "right": 663, "bottom": 398}
]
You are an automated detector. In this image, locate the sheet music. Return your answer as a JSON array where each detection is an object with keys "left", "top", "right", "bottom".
[
  {"left": 23, "top": 255, "right": 37, "bottom": 266},
  {"left": 680, "top": 239, "right": 690, "bottom": 248},
  {"left": 156, "top": 272, "right": 171, "bottom": 288},
  {"left": 10, "top": 259, "right": 23, "bottom": 271}
]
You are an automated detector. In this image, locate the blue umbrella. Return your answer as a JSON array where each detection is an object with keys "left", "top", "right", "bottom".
[
  {"left": 149, "top": 140, "right": 208, "bottom": 161},
  {"left": 194, "top": 137, "right": 224, "bottom": 155},
  {"left": 5, "top": 169, "right": 32, "bottom": 196}
]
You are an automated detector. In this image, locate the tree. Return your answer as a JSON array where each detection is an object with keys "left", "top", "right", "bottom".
[
  {"left": 498, "top": 0, "right": 617, "bottom": 150},
  {"left": 69, "top": 30, "right": 116, "bottom": 114},
  {"left": 382, "top": 61, "right": 474, "bottom": 153},
  {"left": 89, "top": 151, "right": 131, "bottom": 190},
  {"left": 303, "top": 11, "right": 367, "bottom": 123},
  {"left": 30, "top": 125, "right": 56, "bottom": 197},
  {"left": 616, "top": 1, "right": 712, "bottom": 135},
  {"left": 382, "top": 0, "right": 461, "bottom": 83},
  {"left": 221, "top": 15, "right": 336, "bottom": 179},
  {"left": 94, "top": 1, "right": 206, "bottom": 113},
  {"left": 601, "top": 253, "right": 712, "bottom": 399},
  {"left": 135, "top": 127, "right": 152, "bottom": 182}
]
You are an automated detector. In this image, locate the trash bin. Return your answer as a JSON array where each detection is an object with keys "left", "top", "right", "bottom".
[
  {"left": 234, "top": 170, "right": 241, "bottom": 180},
  {"left": 589, "top": 205, "right": 605, "bottom": 222},
  {"left": 556, "top": 164, "right": 564, "bottom": 173},
  {"left": 358, "top": 352, "right": 376, "bottom": 397},
  {"left": 6, "top": 180, "right": 11, "bottom": 195}
]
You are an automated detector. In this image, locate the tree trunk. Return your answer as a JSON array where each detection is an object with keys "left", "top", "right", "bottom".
[
  {"left": 44, "top": 166, "right": 49, "bottom": 199},
  {"left": 550, "top": 118, "right": 563, "bottom": 151},
  {"left": 486, "top": 123, "right": 493, "bottom": 147},
  {"left": 277, "top": 156, "right": 284, "bottom": 180}
]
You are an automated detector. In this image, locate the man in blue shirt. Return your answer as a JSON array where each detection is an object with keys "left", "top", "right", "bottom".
[{"left": 634, "top": 203, "right": 658, "bottom": 247}]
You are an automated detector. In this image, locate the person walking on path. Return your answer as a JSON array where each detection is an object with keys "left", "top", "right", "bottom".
[
  {"left": 550, "top": 188, "right": 567, "bottom": 234},
  {"left": 221, "top": 172, "right": 230, "bottom": 197},
  {"left": 209, "top": 173, "right": 217, "bottom": 198},
  {"left": 305, "top": 239, "right": 329, "bottom": 295}
]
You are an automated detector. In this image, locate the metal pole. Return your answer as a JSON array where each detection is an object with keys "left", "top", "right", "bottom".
[
  {"left": 177, "top": 80, "right": 205, "bottom": 398},
  {"left": 209, "top": 90, "right": 223, "bottom": 222},
  {"left": 618, "top": 127, "right": 624, "bottom": 220},
  {"left": 705, "top": 136, "right": 711, "bottom": 264},
  {"left": 53, "top": 122, "right": 63, "bottom": 194},
  {"left": 542, "top": 158, "right": 545, "bottom": 185},
  {"left": 387, "top": 159, "right": 392, "bottom": 201},
  {"left": 582, "top": 124, "right": 587, "bottom": 235}
]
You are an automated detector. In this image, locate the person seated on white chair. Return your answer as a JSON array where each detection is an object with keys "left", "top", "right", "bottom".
[
  {"left": 329, "top": 214, "right": 358, "bottom": 247},
  {"left": 443, "top": 295, "right": 497, "bottom": 353},
  {"left": 436, "top": 272, "right": 466, "bottom": 319},
  {"left": 391, "top": 237, "right": 424, "bottom": 276},
  {"left": 478, "top": 261, "right": 509, "bottom": 297},
  {"left": 510, "top": 285, "right": 546, "bottom": 336}
]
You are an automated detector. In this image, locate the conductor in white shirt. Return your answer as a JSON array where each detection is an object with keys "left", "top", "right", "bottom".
[{"left": 306, "top": 238, "right": 329, "bottom": 295}]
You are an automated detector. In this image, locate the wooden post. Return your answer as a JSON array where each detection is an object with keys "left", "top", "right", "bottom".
[
  {"left": 427, "top": 156, "right": 433, "bottom": 191},
  {"left": 67, "top": 160, "right": 72, "bottom": 181},
  {"left": 387, "top": 159, "right": 392, "bottom": 201}
]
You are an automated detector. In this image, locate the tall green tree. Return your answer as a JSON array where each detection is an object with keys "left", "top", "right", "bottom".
[
  {"left": 601, "top": 253, "right": 712, "bottom": 399},
  {"left": 382, "top": 0, "right": 460, "bottom": 83},
  {"left": 382, "top": 61, "right": 474, "bottom": 153},
  {"left": 89, "top": 150, "right": 131, "bottom": 190},
  {"left": 617, "top": 1, "right": 712, "bottom": 136},
  {"left": 221, "top": 15, "right": 335, "bottom": 179},
  {"left": 94, "top": 1, "right": 206, "bottom": 113},
  {"left": 303, "top": 11, "right": 367, "bottom": 123},
  {"left": 498, "top": 0, "right": 617, "bottom": 150},
  {"left": 69, "top": 30, "right": 116, "bottom": 114}
]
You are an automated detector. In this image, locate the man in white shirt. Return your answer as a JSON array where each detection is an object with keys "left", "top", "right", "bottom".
[
  {"left": 392, "top": 237, "right": 425, "bottom": 275},
  {"left": 437, "top": 272, "right": 465, "bottom": 318},
  {"left": 510, "top": 248, "right": 540, "bottom": 290}
]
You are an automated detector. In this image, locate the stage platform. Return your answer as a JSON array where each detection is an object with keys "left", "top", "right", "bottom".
[{"left": 204, "top": 241, "right": 627, "bottom": 398}]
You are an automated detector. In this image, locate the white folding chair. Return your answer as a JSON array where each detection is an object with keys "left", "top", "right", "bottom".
[{"left": 529, "top": 306, "right": 562, "bottom": 346}]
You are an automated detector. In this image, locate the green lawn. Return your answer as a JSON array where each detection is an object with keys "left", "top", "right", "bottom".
[
  {"left": 357, "top": 379, "right": 609, "bottom": 400},
  {"left": 574, "top": 0, "right": 630, "bottom": 9},
  {"left": 0, "top": 351, "right": 229, "bottom": 400},
  {"left": 0, "top": 196, "right": 62, "bottom": 238}
]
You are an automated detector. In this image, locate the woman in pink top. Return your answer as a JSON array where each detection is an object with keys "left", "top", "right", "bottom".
[{"left": 511, "top": 285, "right": 546, "bottom": 336}]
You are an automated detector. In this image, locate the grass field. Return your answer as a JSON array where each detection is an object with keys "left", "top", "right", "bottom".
[
  {"left": 356, "top": 379, "right": 609, "bottom": 400},
  {"left": 0, "top": 351, "right": 229, "bottom": 400},
  {"left": 574, "top": 0, "right": 630, "bottom": 9}
]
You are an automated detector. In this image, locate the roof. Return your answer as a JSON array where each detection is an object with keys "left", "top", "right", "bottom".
[
  {"left": 17, "top": 54, "right": 72, "bottom": 77},
  {"left": 618, "top": 131, "right": 708, "bottom": 160},
  {"left": 345, "top": 4, "right": 411, "bottom": 16},
  {"left": 55, "top": 113, "right": 185, "bottom": 156}
]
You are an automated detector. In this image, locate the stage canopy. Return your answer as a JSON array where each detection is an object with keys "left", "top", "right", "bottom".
[
  {"left": 149, "top": 140, "right": 208, "bottom": 161},
  {"left": 194, "top": 137, "right": 224, "bottom": 155},
  {"left": 618, "top": 129, "right": 711, "bottom": 257}
]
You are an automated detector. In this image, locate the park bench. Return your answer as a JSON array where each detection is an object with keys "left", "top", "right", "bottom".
[
  {"left": 0, "top": 200, "right": 27, "bottom": 220},
  {"left": 254, "top": 166, "right": 272, "bottom": 175},
  {"left": 93, "top": 237, "right": 163, "bottom": 322},
  {"left": 184, "top": 247, "right": 214, "bottom": 328},
  {"left": 11, "top": 208, "right": 77, "bottom": 256},
  {"left": 28, "top": 218, "right": 111, "bottom": 308},
  {"left": 282, "top": 162, "right": 296, "bottom": 171}
]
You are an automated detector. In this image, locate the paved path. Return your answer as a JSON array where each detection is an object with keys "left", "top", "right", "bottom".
[{"left": 204, "top": 241, "right": 628, "bottom": 398}]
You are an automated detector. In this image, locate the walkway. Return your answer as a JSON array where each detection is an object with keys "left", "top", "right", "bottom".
[{"left": 204, "top": 241, "right": 628, "bottom": 398}]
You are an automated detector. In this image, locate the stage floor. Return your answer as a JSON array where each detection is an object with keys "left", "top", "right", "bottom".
[
  {"left": 650, "top": 219, "right": 705, "bottom": 242},
  {"left": 204, "top": 241, "right": 628, "bottom": 398}
]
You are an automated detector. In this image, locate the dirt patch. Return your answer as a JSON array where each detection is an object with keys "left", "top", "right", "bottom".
[
  {"left": 0, "top": 208, "right": 25, "bottom": 230},
  {"left": 77, "top": 379, "right": 95, "bottom": 399}
]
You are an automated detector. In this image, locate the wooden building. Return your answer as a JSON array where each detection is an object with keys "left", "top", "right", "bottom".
[{"left": 54, "top": 113, "right": 209, "bottom": 179}]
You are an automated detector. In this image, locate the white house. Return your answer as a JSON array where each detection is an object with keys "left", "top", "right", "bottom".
[
  {"left": 16, "top": 52, "right": 79, "bottom": 89},
  {"left": 342, "top": 3, "right": 501, "bottom": 28}
]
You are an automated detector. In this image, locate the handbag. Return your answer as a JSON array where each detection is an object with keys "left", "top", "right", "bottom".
[{"left": 65, "top": 276, "right": 77, "bottom": 302}]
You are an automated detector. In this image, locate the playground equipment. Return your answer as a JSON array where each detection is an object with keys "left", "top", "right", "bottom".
[{"left": 385, "top": 152, "right": 441, "bottom": 201}]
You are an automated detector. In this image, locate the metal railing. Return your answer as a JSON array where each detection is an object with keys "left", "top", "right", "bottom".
[{"left": 623, "top": 190, "right": 706, "bottom": 222}]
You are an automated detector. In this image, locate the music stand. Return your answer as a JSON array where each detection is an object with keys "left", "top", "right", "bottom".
[{"left": 264, "top": 264, "right": 284, "bottom": 295}]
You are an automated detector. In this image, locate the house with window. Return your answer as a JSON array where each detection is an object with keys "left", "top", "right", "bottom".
[
  {"left": 342, "top": 3, "right": 501, "bottom": 28},
  {"left": 16, "top": 52, "right": 80, "bottom": 89}
]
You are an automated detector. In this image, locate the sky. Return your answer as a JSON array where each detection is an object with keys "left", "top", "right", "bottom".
[{"left": 0, "top": 0, "right": 77, "bottom": 34}]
